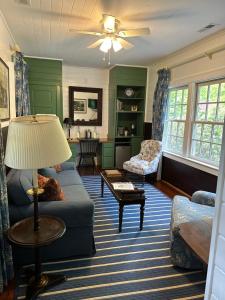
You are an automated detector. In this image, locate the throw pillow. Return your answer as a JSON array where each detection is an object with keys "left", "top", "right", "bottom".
[
  {"left": 38, "top": 178, "right": 65, "bottom": 201},
  {"left": 38, "top": 174, "right": 49, "bottom": 188}
]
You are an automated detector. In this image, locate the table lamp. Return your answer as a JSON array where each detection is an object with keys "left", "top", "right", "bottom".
[
  {"left": 4, "top": 115, "right": 72, "bottom": 299},
  {"left": 63, "top": 117, "right": 74, "bottom": 140}
]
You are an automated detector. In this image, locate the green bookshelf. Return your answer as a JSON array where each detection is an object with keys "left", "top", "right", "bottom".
[{"left": 108, "top": 66, "right": 147, "bottom": 167}]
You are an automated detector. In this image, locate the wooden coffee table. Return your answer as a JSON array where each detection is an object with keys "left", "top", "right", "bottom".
[
  {"left": 100, "top": 170, "right": 145, "bottom": 232},
  {"left": 179, "top": 220, "right": 212, "bottom": 266}
]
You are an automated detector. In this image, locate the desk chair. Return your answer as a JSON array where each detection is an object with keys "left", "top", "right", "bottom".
[{"left": 78, "top": 139, "right": 99, "bottom": 173}]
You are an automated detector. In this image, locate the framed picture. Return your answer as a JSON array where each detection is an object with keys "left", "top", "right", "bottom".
[
  {"left": 73, "top": 98, "right": 87, "bottom": 114},
  {"left": 0, "top": 58, "right": 10, "bottom": 121}
]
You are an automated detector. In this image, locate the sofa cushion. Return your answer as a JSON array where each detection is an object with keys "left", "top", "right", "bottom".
[
  {"left": 7, "top": 169, "right": 32, "bottom": 206},
  {"left": 57, "top": 170, "right": 83, "bottom": 186}
]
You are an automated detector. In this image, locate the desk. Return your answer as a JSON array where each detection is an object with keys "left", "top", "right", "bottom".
[{"left": 68, "top": 138, "right": 114, "bottom": 169}]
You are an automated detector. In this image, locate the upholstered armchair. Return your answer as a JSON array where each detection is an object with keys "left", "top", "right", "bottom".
[
  {"left": 170, "top": 191, "right": 215, "bottom": 269},
  {"left": 123, "top": 139, "right": 162, "bottom": 182}
]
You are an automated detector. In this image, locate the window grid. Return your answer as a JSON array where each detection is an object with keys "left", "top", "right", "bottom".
[
  {"left": 190, "top": 79, "right": 225, "bottom": 165},
  {"left": 163, "top": 86, "right": 188, "bottom": 154}
]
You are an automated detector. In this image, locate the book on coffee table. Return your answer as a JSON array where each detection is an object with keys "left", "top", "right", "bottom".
[
  {"left": 112, "top": 182, "right": 134, "bottom": 191},
  {"left": 105, "top": 169, "right": 122, "bottom": 177}
]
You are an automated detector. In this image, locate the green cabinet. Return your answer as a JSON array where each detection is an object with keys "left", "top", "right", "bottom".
[
  {"left": 25, "top": 58, "right": 63, "bottom": 122},
  {"left": 101, "top": 142, "right": 114, "bottom": 169},
  {"left": 108, "top": 66, "right": 147, "bottom": 167},
  {"left": 131, "top": 137, "right": 143, "bottom": 156}
]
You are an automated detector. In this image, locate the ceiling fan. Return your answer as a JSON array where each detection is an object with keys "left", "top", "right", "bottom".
[{"left": 69, "top": 14, "right": 150, "bottom": 53}]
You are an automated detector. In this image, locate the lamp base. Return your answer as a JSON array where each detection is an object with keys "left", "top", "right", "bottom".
[{"left": 26, "top": 273, "right": 66, "bottom": 300}]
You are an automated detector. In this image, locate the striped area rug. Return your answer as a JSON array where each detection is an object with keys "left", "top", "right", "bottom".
[{"left": 16, "top": 176, "right": 206, "bottom": 299}]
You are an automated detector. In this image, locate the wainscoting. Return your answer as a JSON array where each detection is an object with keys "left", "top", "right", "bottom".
[{"left": 161, "top": 156, "right": 217, "bottom": 195}]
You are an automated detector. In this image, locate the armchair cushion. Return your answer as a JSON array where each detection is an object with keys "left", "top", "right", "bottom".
[{"left": 191, "top": 190, "right": 216, "bottom": 207}]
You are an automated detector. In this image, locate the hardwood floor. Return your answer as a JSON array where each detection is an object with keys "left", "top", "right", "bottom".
[{"left": 0, "top": 167, "right": 185, "bottom": 300}]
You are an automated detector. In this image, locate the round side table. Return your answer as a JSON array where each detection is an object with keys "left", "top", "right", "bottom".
[{"left": 7, "top": 215, "right": 66, "bottom": 300}]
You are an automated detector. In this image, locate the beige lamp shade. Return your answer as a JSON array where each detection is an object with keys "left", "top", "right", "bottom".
[{"left": 4, "top": 115, "right": 72, "bottom": 169}]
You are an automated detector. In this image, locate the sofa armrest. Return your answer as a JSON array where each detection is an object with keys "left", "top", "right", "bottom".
[
  {"left": 60, "top": 162, "right": 75, "bottom": 171},
  {"left": 191, "top": 191, "right": 216, "bottom": 207}
]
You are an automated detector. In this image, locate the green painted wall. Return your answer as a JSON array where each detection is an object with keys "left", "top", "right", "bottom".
[{"left": 25, "top": 57, "right": 63, "bottom": 122}]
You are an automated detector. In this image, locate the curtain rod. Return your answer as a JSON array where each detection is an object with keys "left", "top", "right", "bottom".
[{"left": 167, "top": 44, "right": 225, "bottom": 70}]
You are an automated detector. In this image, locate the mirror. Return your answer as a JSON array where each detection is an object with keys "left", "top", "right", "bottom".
[{"left": 69, "top": 86, "right": 102, "bottom": 126}]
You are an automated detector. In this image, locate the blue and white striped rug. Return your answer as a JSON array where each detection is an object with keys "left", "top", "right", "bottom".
[{"left": 16, "top": 176, "right": 206, "bottom": 299}]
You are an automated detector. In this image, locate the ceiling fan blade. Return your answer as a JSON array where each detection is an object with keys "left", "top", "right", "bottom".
[
  {"left": 87, "top": 39, "right": 105, "bottom": 48},
  {"left": 118, "top": 28, "right": 150, "bottom": 37},
  {"left": 117, "top": 38, "right": 134, "bottom": 49},
  {"left": 69, "top": 29, "right": 103, "bottom": 36}
]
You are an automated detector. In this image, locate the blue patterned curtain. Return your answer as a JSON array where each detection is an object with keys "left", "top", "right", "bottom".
[
  {"left": 152, "top": 68, "right": 171, "bottom": 141},
  {"left": 0, "top": 123, "right": 13, "bottom": 292},
  {"left": 14, "top": 52, "right": 30, "bottom": 116}
]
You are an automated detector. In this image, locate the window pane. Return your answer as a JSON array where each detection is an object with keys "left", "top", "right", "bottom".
[
  {"left": 191, "top": 140, "right": 201, "bottom": 157},
  {"left": 220, "top": 83, "right": 225, "bottom": 101},
  {"left": 177, "top": 137, "right": 183, "bottom": 152},
  {"left": 169, "top": 90, "right": 176, "bottom": 105},
  {"left": 217, "top": 102, "right": 225, "bottom": 122},
  {"left": 202, "top": 124, "right": 212, "bottom": 142},
  {"left": 211, "top": 144, "right": 221, "bottom": 163},
  {"left": 168, "top": 106, "right": 175, "bottom": 119},
  {"left": 175, "top": 105, "right": 182, "bottom": 119},
  {"left": 176, "top": 90, "right": 183, "bottom": 105},
  {"left": 200, "top": 142, "right": 210, "bottom": 159},
  {"left": 171, "top": 122, "right": 178, "bottom": 135},
  {"left": 209, "top": 84, "right": 219, "bottom": 102},
  {"left": 207, "top": 103, "right": 217, "bottom": 121},
  {"left": 196, "top": 103, "right": 207, "bottom": 120},
  {"left": 193, "top": 123, "right": 202, "bottom": 140},
  {"left": 181, "top": 105, "right": 187, "bottom": 120},
  {"left": 183, "top": 89, "right": 188, "bottom": 104},
  {"left": 177, "top": 122, "right": 185, "bottom": 137},
  {"left": 199, "top": 85, "right": 208, "bottom": 103},
  {"left": 212, "top": 125, "right": 223, "bottom": 144}
]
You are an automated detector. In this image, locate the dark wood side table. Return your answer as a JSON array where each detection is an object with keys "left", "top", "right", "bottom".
[{"left": 7, "top": 215, "right": 66, "bottom": 300}]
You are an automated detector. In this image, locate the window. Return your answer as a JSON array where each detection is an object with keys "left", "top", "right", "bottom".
[
  {"left": 163, "top": 78, "right": 225, "bottom": 167},
  {"left": 163, "top": 86, "right": 188, "bottom": 154},
  {"left": 191, "top": 80, "right": 225, "bottom": 165}
]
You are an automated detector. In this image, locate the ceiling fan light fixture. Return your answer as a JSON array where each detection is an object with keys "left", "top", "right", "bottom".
[
  {"left": 112, "top": 39, "right": 123, "bottom": 52},
  {"left": 100, "top": 37, "right": 112, "bottom": 53},
  {"left": 102, "top": 15, "right": 116, "bottom": 33}
]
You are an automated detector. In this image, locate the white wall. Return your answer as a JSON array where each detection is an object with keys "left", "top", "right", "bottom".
[
  {"left": 0, "top": 10, "right": 16, "bottom": 127},
  {"left": 146, "top": 29, "right": 225, "bottom": 122},
  {"left": 62, "top": 65, "right": 109, "bottom": 138},
  {"left": 205, "top": 119, "right": 225, "bottom": 300}
]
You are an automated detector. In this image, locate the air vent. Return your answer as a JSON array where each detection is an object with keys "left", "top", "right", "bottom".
[
  {"left": 198, "top": 23, "right": 218, "bottom": 33},
  {"left": 15, "top": 0, "right": 31, "bottom": 5}
]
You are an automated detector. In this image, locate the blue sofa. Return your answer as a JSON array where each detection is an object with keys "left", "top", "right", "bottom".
[
  {"left": 7, "top": 162, "right": 95, "bottom": 266},
  {"left": 170, "top": 191, "right": 215, "bottom": 269}
]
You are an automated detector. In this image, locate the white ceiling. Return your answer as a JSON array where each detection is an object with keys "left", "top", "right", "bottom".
[{"left": 1, "top": 0, "right": 225, "bottom": 68}]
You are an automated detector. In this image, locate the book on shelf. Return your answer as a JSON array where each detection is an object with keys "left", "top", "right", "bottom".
[
  {"left": 105, "top": 169, "right": 122, "bottom": 177},
  {"left": 112, "top": 182, "right": 134, "bottom": 191}
]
